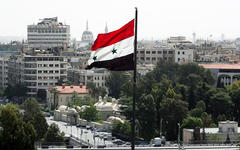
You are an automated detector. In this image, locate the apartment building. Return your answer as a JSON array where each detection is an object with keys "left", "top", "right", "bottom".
[
  {"left": 27, "top": 17, "right": 70, "bottom": 49},
  {"left": 24, "top": 54, "right": 68, "bottom": 96},
  {"left": 0, "top": 57, "right": 9, "bottom": 89},
  {"left": 8, "top": 55, "right": 24, "bottom": 85},
  {"left": 8, "top": 53, "right": 68, "bottom": 96},
  {"left": 67, "top": 69, "right": 109, "bottom": 88}
]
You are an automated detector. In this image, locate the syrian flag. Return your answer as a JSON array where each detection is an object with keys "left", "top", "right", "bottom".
[{"left": 86, "top": 19, "right": 135, "bottom": 71}]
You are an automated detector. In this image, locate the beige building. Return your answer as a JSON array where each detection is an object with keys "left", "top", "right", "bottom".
[
  {"left": 183, "top": 120, "right": 240, "bottom": 143},
  {"left": 47, "top": 84, "right": 88, "bottom": 108}
]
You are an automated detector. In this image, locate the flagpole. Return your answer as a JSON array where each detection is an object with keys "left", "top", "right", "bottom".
[{"left": 131, "top": 7, "right": 138, "bottom": 150}]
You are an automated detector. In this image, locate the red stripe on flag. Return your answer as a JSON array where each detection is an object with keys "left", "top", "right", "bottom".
[{"left": 91, "top": 19, "right": 134, "bottom": 51}]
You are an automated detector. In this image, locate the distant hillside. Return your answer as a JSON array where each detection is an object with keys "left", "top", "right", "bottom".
[{"left": 0, "top": 36, "right": 25, "bottom": 43}]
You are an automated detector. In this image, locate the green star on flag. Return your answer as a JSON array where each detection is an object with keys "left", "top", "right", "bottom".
[
  {"left": 112, "top": 48, "right": 117, "bottom": 54},
  {"left": 93, "top": 56, "right": 97, "bottom": 61}
]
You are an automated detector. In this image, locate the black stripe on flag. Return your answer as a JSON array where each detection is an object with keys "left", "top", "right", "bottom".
[{"left": 86, "top": 53, "right": 134, "bottom": 71}]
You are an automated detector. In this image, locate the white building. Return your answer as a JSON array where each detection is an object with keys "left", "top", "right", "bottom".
[
  {"left": 67, "top": 69, "right": 110, "bottom": 88},
  {"left": 23, "top": 54, "right": 68, "bottom": 96},
  {"left": 174, "top": 48, "right": 193, "bottom": 63},
  {"left": 0, "top": 57, "right": 9, "bottom": 89},
  {"left": 183, "top": 120, "right": 240, "bottom": 143},
  {"left": 27, "top": 17, "right": 70, "bottom": 49}
]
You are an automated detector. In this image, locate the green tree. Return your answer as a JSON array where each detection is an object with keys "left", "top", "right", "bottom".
[
  {"left": 37, "top": 89, "right": 47, "bottom": 102},
  {"left": 112, "top": 120, "right": 131, "bottom": 139},
  {"left": 0, "top": 104, "right": 36, "bottom": 150},
  {"left": 81, "top": 105, "right": 100, "bottom": 122},
  {"left": 4, "top": 84, "right": 28, "bottom": 103},
  {"left": 137, "top": 94, "right": 156, "bottom": 140},
  {"left": 201, "top": 112, "right": 213, "bottom": 128},
  {"left": 159, "top": 88, "right": 188, "bottom": 140},
  {"left": 50, "top": 88, "right": 59, "bottom": 110},
  {"left": 87, "top": 82, "right": 107, "bottom": 99},
  {"left": 209, "top": 91, "right": 232, "bottom": 120},
  {"left": 181, "top": 116, "right": 203, "bottom": 129},
  {"left": 189, "top": 101, "right": 206, "bottom": 117},
  {"left": 106, "top": 71, "right": 129, "bottom": 99},
  {"left": 43, "top": 123, "right": 64, "bottom": 145},
  {"left": 226, "top": 80, "right": 240, "bottom": 122},
  {"left": 69, "top": 96, "right": 95, "bottom": 107},
  {"left": 23, "top": 98, "right": 48, "bottom": 140}
]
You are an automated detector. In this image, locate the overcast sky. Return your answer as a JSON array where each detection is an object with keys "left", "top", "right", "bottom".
[{"left": 1, "top": 0, "right": 240, "bottom": 41}]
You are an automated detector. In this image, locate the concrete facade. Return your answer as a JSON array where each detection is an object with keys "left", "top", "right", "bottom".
[
  {"left": 8, "top": 53, "right": 68, "bottom": 96},
  {"left": 0, "top": 57, "right": 9, "bottom": 89},
  {"left": 27, "top": 17, "right": 70, "bottom": 49}
]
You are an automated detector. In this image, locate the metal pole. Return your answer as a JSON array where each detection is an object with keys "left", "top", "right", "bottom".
[
  {"left": 178, "top": 123, "right": 180, "bottom": 150},
  {"left": 131, "top": 7, "right": 138, "bottom": 150}
]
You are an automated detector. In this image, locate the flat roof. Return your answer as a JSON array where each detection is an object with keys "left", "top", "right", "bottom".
[{"left": 199, "top": 64, "right": 240, "bottom": 70}]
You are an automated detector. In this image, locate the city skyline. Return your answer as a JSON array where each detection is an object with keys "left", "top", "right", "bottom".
[{"left": 1, "top": 0, "right": 240, "bottom": 41}]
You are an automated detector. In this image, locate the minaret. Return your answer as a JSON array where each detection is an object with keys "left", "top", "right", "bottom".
[
  {"left": 192, "top": 32, "right": 196, "bottom": 44},
  {"left": 86, "top": 20, "right": 88, "bottom": 31},
  {"left": 105, "top": 22, "right": 108, "bottom": 33}
]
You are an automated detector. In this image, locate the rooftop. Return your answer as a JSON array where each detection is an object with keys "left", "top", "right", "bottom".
[
  {"left": 199, "top": 64, "right": 240, "bottom": 70},
  {"left": 49, "top": 84, "right": 88, "bottom": 94}
]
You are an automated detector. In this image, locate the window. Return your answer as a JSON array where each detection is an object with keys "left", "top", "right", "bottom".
[
  {"left": 44, "top": 71, "right": 47, "bottom": 73},
  {"left": 55, "top": 71, "right": 59, "bottom": 73},
  {"left": 44, "top": 83, "right": 48, "bottom": 85},
  {"left": 140, "top": 57, "right": 144, "bottom": 60},
  {"left": 152, "top": 51, "right": 156, "bottom": 54},
  {"left": 49, "top": 64, "right": 53, "bottom": 67},
  {"left": 146, "top": 57, "right": 150, "bottom": 60},
  {"left": 168, "top": 51, "right": 173, "bottom": 54},
  {"left": 55, "top": 64, "right": 59, "bottom": 67},
  {"left": 178, "top": 51, "right": 180, "bottom": 55},
  {"left": 38, "top": 70, "right": 42, "bottom": 73},
  {"left": 178, "top": 58, "right": 180, "bottom": 61},
  {"left": 158, "top": 51, "right": 162, "bottom": 54},
  {"left": 38, "top": 83, "right": 42, "bottom": 86},
  {"left": 182, "top": 51, "right": 185, "bottom": 55},
  {"left": 49, "top": 70, "right": 53, "bottom": 73},
  {"left": 163, "top": 51, "right": 167, "bottom": 54},
  {"left": 146, "top": 51, "right": 150, "bottom": 54},
  {"left": 43, "top": 64, "right": 47, "bottom": 67},
  {"left": 140, "top": 51, "right": 144, "bottom": 54},
  {"left": 152, "top": 57, "right": 156, "bottom": 61}
]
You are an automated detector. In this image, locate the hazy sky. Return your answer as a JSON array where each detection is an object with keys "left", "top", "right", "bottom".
[{"left": 1, "top": 0, "right": 240, "bottom": 41}]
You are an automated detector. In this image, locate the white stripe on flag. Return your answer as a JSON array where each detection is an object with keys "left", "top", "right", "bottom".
[{"left": 88, "top": 36, "right": 134, "bottom": 65}]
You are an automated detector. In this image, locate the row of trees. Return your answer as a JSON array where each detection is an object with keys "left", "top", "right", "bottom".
[
  {"left": 0, "top": 98, "right": 64, "bottom": 149},
  {"left": 106, "top": 59, "right": 239, "bottom": 141}
]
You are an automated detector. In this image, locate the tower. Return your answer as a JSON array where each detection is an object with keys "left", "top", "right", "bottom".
[
  {"left": 221, "top": 33, "right": 225, "bottom": 41},
  {"left": 86, "top": 20, "right": 88, "bottom": 31},
  {"left": 105, "top": 22, "right": 108, "bottom": 33},
  {"left": 192, "top": 32, "right": 196, "bottom": 44}
]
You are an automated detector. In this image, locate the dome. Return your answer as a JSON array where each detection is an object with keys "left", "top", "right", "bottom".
[
  {"left": 107, "top": 116, "right": 124, "bottom": 123},
  {"left": 58, "top": 105, "right": 67, "bottom": 112},
  {"left": 95, "top": 101, "right": 113, "bottom": 112},
  {"left": 81, "top": 20, "right": 93, "bottom": 42},
  {"left": 83, "top": 30, "right": 93, "bottom": 35},
  {"left": 68, "top": 108, "right": 77, "bottom": 114}
]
